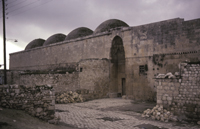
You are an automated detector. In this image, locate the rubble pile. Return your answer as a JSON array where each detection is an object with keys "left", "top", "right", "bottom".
[
  {"left": 156, "top": 72, "right": 180, "bottom": 79},
  {"left": 142, "top": 105, "right": 178, "bottom": 122},
  {"left": 55, "top": 91, "right": 84, "bottom": 104}
]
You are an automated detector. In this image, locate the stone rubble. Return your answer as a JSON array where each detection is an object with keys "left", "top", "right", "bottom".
[
  {"left": 156, "top": 63, "right": 200, "bottom": 121},
  {"left": 142, "top": 105, "right": 178, "bottom": 122},
  {"left": 55, "top": 91, "right": 84, "bottom": 104},
  {"left": 156, "top": 72, "right": 177, "bottom": 79}
]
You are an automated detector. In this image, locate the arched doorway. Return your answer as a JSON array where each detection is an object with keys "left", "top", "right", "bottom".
[{"left": 110, "top": 36, "right": 126, "bottom": 97}]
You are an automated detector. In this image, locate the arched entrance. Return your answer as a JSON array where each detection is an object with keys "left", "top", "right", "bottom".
[{"left": 110, "top": 36, "right": 126, "bottom": 97}]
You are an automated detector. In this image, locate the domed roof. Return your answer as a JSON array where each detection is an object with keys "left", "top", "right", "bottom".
[
  {"left": 43, "top": 33, "right": 66, "bottom": 46},
  {"left": 25, "top": 38, "right": 45, "bottom": 50},
  {"left": 65, "top": 27, "right": 93, "bottom": 40},
  {"left": 94, "top": 19, "right": 129, "bottom": 34}
]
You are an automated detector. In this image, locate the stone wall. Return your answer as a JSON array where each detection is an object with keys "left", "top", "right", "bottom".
[
  {"left": 19, "top": 72, "right": 79, "bottom": 93},
  {"left": 9, "top": 18, "right": 200, "bottom": 101},
  {"left": 0, "top": 84, "right": 55, "bottom": 120},
  {"left": 2, "top": 70, "right": 79, "bottom": 93},
  {"left": 156, "top": 63, "right": 200, "bottom": 119},
  {"left": 79, "top": 59, "right": 110, "bottom": 98}
]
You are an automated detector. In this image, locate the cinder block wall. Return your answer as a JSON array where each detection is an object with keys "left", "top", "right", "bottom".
[{"left": 156, "top": 63, "right": 200, "bottom": 119}]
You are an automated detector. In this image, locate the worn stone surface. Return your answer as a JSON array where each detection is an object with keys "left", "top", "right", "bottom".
[
  {"left": 0, "top": 84, "right": 55, "bottom": 120},
  {"left": 19, "top": 72, "right": 79, "bottom": 92},
  {"left": 55, "top": 98, "right": 200, "bottom": 129},
  {"left": 155, "top": 63, "right": 200, "bottom": 120},
  {"left": 8, "top": 18, "right": 200, "bottom": 101}
]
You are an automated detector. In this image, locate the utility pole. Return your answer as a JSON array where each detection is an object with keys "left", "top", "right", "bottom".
[{"left": 2, "top": 0, "right": 7, "bottom": 84}]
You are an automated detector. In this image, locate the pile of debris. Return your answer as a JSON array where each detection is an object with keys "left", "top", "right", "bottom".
[
  {"left": 142, "top": 105, "right": 178, "bottom": 122},
  {"left": 55, "top": 91, "right": 84, "bottom": 104},
  {"left": 156, "top": 72, "right": 180, "bottom": 79}
]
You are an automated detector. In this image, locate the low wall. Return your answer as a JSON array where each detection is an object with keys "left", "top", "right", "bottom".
[
  {"left": 19, "top": 72, "right": 79, "bottom": 92},
  {"left": 0, "top": 84, "right": 55, "bottom": 120},
  {"left": 1, "top": 70, "right": 80, "bottom": 93},
  {"left": 156, "top": 63, "right": 200, "bottom": 119}
]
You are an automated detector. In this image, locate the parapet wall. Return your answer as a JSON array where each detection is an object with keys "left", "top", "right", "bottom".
[
  {"left": 0, "top": 84, "right": 55, "bottom": 120},
  {"left": 156, "top": 63, "right": 200, "bottom": 119}
]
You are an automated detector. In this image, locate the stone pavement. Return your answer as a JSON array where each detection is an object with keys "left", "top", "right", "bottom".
[{"left": 55, "top": 98, "right": 200, "bottom": 129}]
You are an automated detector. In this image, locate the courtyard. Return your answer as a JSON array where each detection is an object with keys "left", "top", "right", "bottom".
[{"left": 55, "top": 98, "right": 200, "bottom": 129}]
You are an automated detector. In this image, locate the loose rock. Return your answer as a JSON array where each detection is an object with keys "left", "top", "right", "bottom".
[
  {"left": 142, "top": 105, "right": 178, "bottom": 122},
  {"left": 55, "top": 91, "right": 84, "bottom": 104}
]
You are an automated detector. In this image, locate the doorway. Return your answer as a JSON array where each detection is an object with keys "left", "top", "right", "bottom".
[
  {"left": 122, "top": 78, "right": 126, "bottom": 95},
  {"left": 110, "top": 36, "right": 126, "bottom": 96}
]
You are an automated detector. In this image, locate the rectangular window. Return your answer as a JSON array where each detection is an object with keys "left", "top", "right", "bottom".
[
  {"left": 139, "top": 65, "right": 145, "bottom": 73},
  {"left": 80, "top": 68, "right": 83, "bottom": 72},
  {"left": 139, "top": 64, "right": 148, "bottom": 75}
]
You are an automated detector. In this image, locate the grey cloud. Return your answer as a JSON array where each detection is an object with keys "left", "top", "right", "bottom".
[{"left": 0, "top": 0, "right": 200, "bottom": 49}]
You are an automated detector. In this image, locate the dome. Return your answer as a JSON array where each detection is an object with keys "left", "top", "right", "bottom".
[
  {"left": 94, "top": 19, "right": 129, "bottom": 34},
  {"left": 25, "top": 38, "right": 45, "bottom": 50},
  {"left": 43, "top": 33, "right": 66, "bottom": 46},
  {"left": 65, "top": 27, "right": 93, "bottom": 40}
]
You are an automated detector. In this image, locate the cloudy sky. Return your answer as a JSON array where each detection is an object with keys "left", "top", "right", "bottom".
[{"left": 0, "top": 0, "right": 200, "bottom": 68}]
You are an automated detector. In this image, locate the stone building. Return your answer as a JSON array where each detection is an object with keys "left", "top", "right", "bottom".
[{"left": 8, "top": 18, "right": 200, "bottom": 101}]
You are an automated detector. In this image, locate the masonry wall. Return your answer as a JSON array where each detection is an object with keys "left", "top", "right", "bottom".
[
  {"left": 19, "top": 72, "right": 79, "bottom": 93},
  {"left": 79, "top": 59, "right": 110, "bottom": 98},
  {"left": 124, "top": 18, "right": 200, "bottom": 100},
  {"left": 156, "top": 63, "right": 200, "bottom": 119},
  {"left": 9, "top": 18, "right": 200, "bottom": 101},
  {"left": 1, "top": 70, "right": 79, "bottom": 93},
  {"left": 5, "top": 59, "right": 110, "bottom": 96},
  {"left": 0, "top": 84, "right": 55, "bottom": 120}
]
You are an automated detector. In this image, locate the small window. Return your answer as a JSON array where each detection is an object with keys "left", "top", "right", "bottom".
[
  {"left": 80, "top": 68, "right": 83, "bottom": 72},
  {"left": 139, "top": 64, "right": 148, "bottom": 75},
  {"left": 139, "top": 65, "right": 145, "bottom": 74}
]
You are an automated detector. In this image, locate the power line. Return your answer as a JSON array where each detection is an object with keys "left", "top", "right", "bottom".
[
  {"left": 0, "top": 0, "right": 28, "bottom": 19},
  {"left": 5, "top": 0, "right": 18, "bottom": 5},
  {"left": 8, "top": 0, "right": 53, "bottom": 17},
  {"left": 6, "top": 0, "right": 27, "bottom": 9},
  {"left": 0, "top": 0, "right": 53, "bottom": 20},
  {"left": 6, "top": 0, "right": 39, "bottom": 14}
]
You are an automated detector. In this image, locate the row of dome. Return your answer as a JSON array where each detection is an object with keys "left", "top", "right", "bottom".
[{"left": 25, "top": 19, "right": 129, "bottom": 50}]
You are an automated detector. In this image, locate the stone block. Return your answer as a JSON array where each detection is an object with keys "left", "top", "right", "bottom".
[
  {"left": 162, "top": 96, "right": 166, "bottom": 101},
  {"left": 164, "top": 87, "right": 169, "bottom": 90},
  {"left": 48, "top": 106, "right": 55, "bottom": 110},
  {"left": 109, "top": 93, "right": 117, "bottom": 98},
  {"left": 10, "top": 93, "right": 15, "bottom": 96},
  {"left": 36, "top": 108, "right": 43, "bottom": 113},
  {"left": 168, "top": 101, "right": 172, "bottom": 105},
  {"left": 42, "top": 97, "right": 53, "bottom": 101},
  {"left": 167, "top": 97, "right": 172, "bottom": 101}
]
